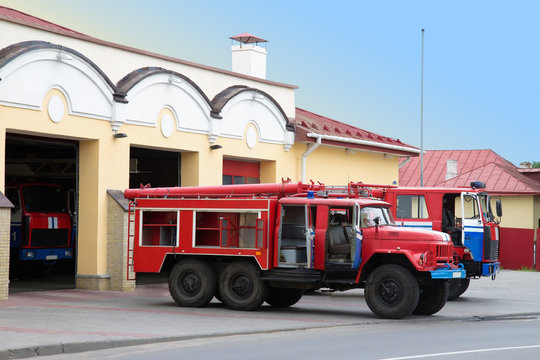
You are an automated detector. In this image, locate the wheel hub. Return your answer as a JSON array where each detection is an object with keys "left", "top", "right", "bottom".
[
  {"left": 181, "top": 272, "right": 201, "bottom": 295},
  {"left": 230, "top": 274, "right": 253, "bottom": 298},
  {"left": 377, "top": 279, "right": 402, "bottom": 305}
]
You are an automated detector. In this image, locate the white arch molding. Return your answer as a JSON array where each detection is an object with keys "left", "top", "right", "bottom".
[{"left": 0, "top": 48, "right": 114, "bottom": 121}]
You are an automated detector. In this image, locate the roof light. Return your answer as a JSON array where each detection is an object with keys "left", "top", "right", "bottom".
[{"left": 470, "top": 181, "right": 486, "bottom": 189}]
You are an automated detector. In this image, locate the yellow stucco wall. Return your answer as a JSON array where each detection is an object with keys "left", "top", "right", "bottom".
[
  {"left": 492, "top": 195, "right": 534, "bottom": 229},
  {"left": 289, "top": 143, "right": 399, "bottom": 185},
  {"left": 533, "top": 196, "right": 540, "bottom": 229}
]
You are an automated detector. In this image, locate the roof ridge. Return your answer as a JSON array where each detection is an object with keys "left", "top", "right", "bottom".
[{"left": 439, "top": 161, "right": 540, "bottom": 193}]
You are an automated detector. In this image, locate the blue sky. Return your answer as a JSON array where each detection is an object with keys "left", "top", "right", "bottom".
[{"left": 1, "top": 0, "right": 538, "bottom": 165}]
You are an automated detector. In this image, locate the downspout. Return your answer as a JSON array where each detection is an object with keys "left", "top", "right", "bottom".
[{"left": 301, "top": 135, "right": 321, "bottom": 182}]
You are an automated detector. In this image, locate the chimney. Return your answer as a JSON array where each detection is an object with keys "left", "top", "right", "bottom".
[
  {"left": 519, "top": 161, "right": 532, "bottom": 169},
  {"left": 446, "top": 159, "right": 458, "bottom": 180},
  {"left": 230, "top": 33, "right": 268, "bottom": 79}
]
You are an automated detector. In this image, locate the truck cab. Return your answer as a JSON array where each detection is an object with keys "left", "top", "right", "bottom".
[
  {"left": 379, "top": 182, "right": 501, "bottom": 299},
  {"left": 6, "top": 183, "right": 73, "bottom": 275}
]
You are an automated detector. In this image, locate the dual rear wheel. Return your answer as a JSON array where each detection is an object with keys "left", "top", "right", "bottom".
[{"left": 168, "top": 259, "right": 271, "bottom": 311}]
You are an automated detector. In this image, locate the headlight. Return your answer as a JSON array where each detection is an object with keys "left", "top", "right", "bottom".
[
  {"left": 25, "top": 251, "right": 35, "bottom": 258},
  {"left": 65, "top": 250, "right": 73, "bottom": 257}
]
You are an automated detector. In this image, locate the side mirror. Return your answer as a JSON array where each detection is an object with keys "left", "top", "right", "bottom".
[
  {"left": 496, "top": 200, "right": 502, "bottom": 217},
  {"left": 374, "top": 216, "right": 380, "bottom": 226}
]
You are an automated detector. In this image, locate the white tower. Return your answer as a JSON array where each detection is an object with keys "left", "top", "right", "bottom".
[{"left": 230, "top": 33, "right": 268, "bottom": 79}]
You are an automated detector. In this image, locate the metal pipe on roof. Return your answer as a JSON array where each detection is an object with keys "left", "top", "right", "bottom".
[
  {"left": 301, "top": 135, "right": 322, "bottom": 182},
  {"left": 305, "top": 133, "right": 421, "bottom": 154}
]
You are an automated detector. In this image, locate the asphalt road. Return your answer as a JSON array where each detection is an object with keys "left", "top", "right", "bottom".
[
  {"left": 39, "top": 314, "right": 540, "bottom": 360},
  {"left": 3, "top": 270, "right": 539, "bottom": 359}
]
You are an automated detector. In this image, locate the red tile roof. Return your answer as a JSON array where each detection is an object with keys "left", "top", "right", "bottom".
[
  {"left": 294, "top": 108, "right": 419, "bottom": 156},
  {"left": 399, "top": 149, "right": 540, "bottom": 195},
  {"left": 0, "top": 6, "right": 94, "bottom": 39},
  {"left": 517, "top": 168, "right": 540, "bottom": 183}
]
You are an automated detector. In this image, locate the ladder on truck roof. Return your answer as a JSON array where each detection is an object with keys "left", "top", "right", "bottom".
[{"left": 126, "top": 202, "right": 136, "bottom": 281}]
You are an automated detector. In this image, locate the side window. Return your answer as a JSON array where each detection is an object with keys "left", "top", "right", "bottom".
[
  {"left": 140, "top": 211, "right": 177, "bottom": 246},
  {"left": 396, "top": 195, "right": 428, "bottom": 219}
]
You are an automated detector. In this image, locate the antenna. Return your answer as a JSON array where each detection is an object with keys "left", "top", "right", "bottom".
[{"left": 420, "top": 28, "right": 425, "bottom": 187}]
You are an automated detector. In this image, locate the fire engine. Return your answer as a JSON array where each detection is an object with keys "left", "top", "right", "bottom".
[
  {"left": 356, "top": 181, "right": 501, "bottom": 300},
  {"left": 124, "top": 181, "right": 465, "bottom": 319},
  {"left": 6, "top": 183, "right": 74, "bottom": 274}
]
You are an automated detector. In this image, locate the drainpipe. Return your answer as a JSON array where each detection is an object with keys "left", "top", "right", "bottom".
[{"left": 301, "top": 135, "right": 321, "bottom": 182}]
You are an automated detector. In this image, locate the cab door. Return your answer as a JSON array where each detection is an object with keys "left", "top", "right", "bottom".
[
  {"left": 278, "top": 204, "right": 312, "bottom": 268},
  {"left": 352, "top": 204, "right": 362, "bottom": 269},
  {"left": 460, "top": 192, "right": 484, "bottom": 260}
]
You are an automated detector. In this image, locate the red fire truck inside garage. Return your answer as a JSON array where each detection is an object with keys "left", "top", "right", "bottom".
[{"left": 124, "top": 182, "right": 465, "bottom": 319}]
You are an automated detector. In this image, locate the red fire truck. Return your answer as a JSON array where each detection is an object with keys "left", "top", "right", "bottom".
[
  {"left": 124, "top": 181, "right": 465, "bottom": 319},
  {"left": 6, "top": 183, "right": 74, "bottom": 275},
  {"left": 354, "top": 181, "right": 501, "bottom": 300}
]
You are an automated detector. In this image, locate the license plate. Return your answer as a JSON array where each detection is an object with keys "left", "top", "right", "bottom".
[
  {"left": 453, "top": 272, "right": 461, "bottom": 278},
  {"left": 46, "top": 255, "right": 58, "bottom": 260}
]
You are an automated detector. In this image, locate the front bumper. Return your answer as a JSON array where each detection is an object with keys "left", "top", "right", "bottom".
[
  {"left": 19, "top": 248, "right": 73, "bottom": 262},
  {"left": 482, "top": 262, "right": 500, "bottom": 277},
  {"left": 430, "top": 263, "right": 466, "bottom": 279}
]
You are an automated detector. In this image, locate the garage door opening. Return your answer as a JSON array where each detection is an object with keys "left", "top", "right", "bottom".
[
  {"left": 130, "top": 147, "right": 181, "bottom": 189},
  {"left": 130, "top": 147, "right": 181, "bottom": 285},
  {"left": 5, "top": 134, "right": 78, "bottom": 293}
]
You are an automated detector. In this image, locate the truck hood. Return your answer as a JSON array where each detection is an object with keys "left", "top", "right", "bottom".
[{"left": 376, "top": 226, "right": 451, "bottom": 242}]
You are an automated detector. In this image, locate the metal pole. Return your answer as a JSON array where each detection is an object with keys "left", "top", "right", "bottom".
[{"left": 420, "top": 28, "right": 424, "bottom": 187}]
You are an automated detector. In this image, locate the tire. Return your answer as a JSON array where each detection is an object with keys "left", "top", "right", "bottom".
[
  {"left": 168, "top": 259, "right": 216, "bottom": 307},
  {"left": 219, "top": 261, "right": 268, "bottom": 311},
  {"left": 364, "top": 264, "right": 420, "bottom": 319},
  {"left": 412, "top": 280, "right": 449, "bottom": 315},
  {"left": 447, "top": 278, "right": 470, "bottom": 301},
  {"left": 265, "top": 287, "right": 304, "bottom": 307}
]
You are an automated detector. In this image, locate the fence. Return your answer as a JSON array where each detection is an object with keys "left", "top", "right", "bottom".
[{"left": 499, "top": 227, "right": 538, "bottom": 270}]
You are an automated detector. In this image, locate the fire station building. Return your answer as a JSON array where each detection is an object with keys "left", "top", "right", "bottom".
[{"left": 0, "top": 6, "right": 419, "bottom": 299}]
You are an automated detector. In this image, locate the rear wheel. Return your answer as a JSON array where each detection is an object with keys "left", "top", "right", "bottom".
[
  {"left": 168, "top": 259, "right": 216, "bottom": 307},
  {"left": 265, "top": 287, "right": 304, "bottom": 307},
  {"left": 412, "top": 280, "right": 449, "bottom": 315},
  {"left": 365, "top": 264, "right": 419, "bottom": 319},
  {"left": 219, "top": 261, "right": 268, "bottom": 311},
  {"left": 447, "top": 278, "right": 470, "bottom": 301}
]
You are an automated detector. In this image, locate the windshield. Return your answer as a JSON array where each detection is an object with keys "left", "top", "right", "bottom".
[
  {"left": 359, "top": 206, "right": 395, "bottom": 228},
  {"left": 478, "top": 193, "right": 494, "bottom": 222},
  {"left": 21, "top": 185, "right": 68, "bottom": 213}
]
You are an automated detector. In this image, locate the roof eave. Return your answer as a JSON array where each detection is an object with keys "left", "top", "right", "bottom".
[{"left": 301, "top": 132, "right": 420, "bottom": 157}]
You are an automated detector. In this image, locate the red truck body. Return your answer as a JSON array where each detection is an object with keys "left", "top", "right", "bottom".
[{"left": 125, "top": 181, "right": 465, "bottom": 319}]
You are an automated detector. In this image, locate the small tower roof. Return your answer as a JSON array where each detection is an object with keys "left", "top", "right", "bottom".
[{"left": 230, "top": 33, "right": 267, "bottom": 44}]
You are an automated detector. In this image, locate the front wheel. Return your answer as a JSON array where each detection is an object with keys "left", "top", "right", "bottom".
[
  {"left": 412, "top": 281, "right": 449, "bottom": 315},
  {"left": 364, "top": 264, "right": 420, "bottom": 319},
  {"left": 447, "top": 278, "right": 470, "bottom": 301},
  {"left": 219, "top": 261, "right": 268, "bottom": 311},
  {"left": 168, "top": 259, "right": 216, "bottom": 307}
]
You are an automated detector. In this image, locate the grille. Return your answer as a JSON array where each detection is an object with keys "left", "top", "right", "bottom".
[
  {"left": 30, "top": 229, "right": 70, "bottom": 247},
  {"left": 489, "top": 240, "right": 500, "bottom": 261},
  {"left": 483, "top": 226, "right": 500, "bottom": 261},
  {"left": 436, "top": 244, "right": 452, "bottom": 262}
]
